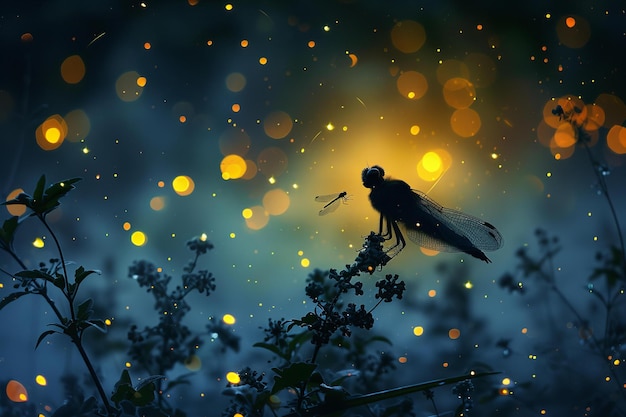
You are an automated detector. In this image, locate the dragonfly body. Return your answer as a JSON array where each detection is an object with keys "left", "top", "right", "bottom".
[
  {"left": 362, "top": 166, "right": 502, "bottom": 263},
  {"left": 315, "top": 191, "right": 349, "bottom": 216}
]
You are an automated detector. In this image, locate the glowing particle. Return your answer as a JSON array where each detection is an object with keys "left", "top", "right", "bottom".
[
  {"left": 6, "top": 380, "right": 28, "bottom": 402},
  {"left": 410, "top": 125, "right": 420, "bottom": 135},
  {"left": 308, "top": 40, "right": 315, "bottom": 48},
  {"left": 231, "top": 103, "right": 241, "bottom": 112},
  {"left": 464, "top": 281, "right": 473, "bottom": 289},
  {"left": 229, "top": 232, "right": 236, "bottom": 238},
  {"left": 448, "top": 328, "right": 461, "bottom": 339},
  {"left": 398, "top": 356, "right": 408, "bottom": 363},
  {"left": 565, "top": 16, "right": 576, "bottom": 28},
  {"left": 323, "top": 25, "right": 330, "bottom": 32},
  {"left": 297, "top": 250, "right": 304, "bottom": 256},
  {"left": 136, "top": 76, "right": 147, "bottom": 87},
  {"left": 521, "top": 327, "right": 528, "bottom": 334},
  {"left": 223, "top": 314, "right": 236, "bottom": 325},
  {"left": 240, "top": 39, "right": 249, "bottom": 48},
  {"left": 226, "top": 372, "right": 240, "bottom": 384},
  {"left": 35, "top": 375, "right": 47, "bottom": 386},
  {"left": 130, "top": 231, "right": 147, "bottom": 246},
  {"left": 123, "top": 222, "right": 131, "bottom": 231},
  {"left": 326, "top": 122, "right": 335, "bottom": 131},
  {"left": 428, "top": 289, "right": 436, "bottom": 297},
  {"left": 259, "top": 57, "right": 268, "bottom": 65},
  {"left": 125, "top": 362, "right": 132, "bottom": 368},
  {"left": 242, "top": 208, "right": 253, "bottom": 219},
  {"left": 61, "top": 55, "right": 86, "bottom": 84},
  {"left": 150, "top": 196, "right": 165, "bottom": 211},
  {"left": 502, "top": 377, "right": 511, "bottom": 385},
  {"left": 300, "top": 258, "right": 310, "bottom": 268},
  {"left": 105, "top": 318, "right": 112, "bottom": 326},
  {"left": 144, "top": 42, "right": 151, "bottom": 49},
  {"left": 224, "top": 3, "right": 233, "bottom": 11},
  {"left": 32, "top": 237, "right": 45, "bottom": 248},
  {"left": 179, "top": 115, "right": 187, "bottom": 123},
  {"left": 413, "top": 326, "right": 424, "bottom": 336},
  {"left": 172, "top": 175, "right": 195, "bottom": 196},
  {"left": 5, "top": 188, "right": 27, "bottom": 216}
]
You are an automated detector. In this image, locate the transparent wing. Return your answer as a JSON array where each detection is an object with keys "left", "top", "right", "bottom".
[
  {"left": 403, "top": 190, "right": 503, "bottom": 252},
  {"left": 315, "top": 192, "right": 348, "bottom": 216}
]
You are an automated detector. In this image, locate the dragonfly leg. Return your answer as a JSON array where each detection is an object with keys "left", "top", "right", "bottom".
[
  {"left": 379, "top": 214, "right": 393, "bottom": 239},
  {"left": 381, "top": 218, "right": 406, "bottom": 258}
]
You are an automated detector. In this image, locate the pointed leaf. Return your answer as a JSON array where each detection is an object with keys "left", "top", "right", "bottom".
[
  {"left": 15, "top": 269, "right": 56, "bottom": 283},
  {"left": 75, "top": 266, "right": 101, "bottom": 285},
  {"left": 33, "top": 175, "right": 46, "bottom": 202},
  {"left": 271, "top": 362, "right": 318, "bottom": 394},
  {"left": 77, "top": 298, "right": 94, "bottom": 321},
  {"left": 136, "top": 375, "right": 166, "bottom": 391},
  {"left": 253, "top": 342, "right": 289, "bottom": 360},
  {"left": 0, "top": 291, "right": 30, "bottom": 310},
  {"left": 35, "top": 329, "right": 58, "bottom": 349},
  {"left": 0, "top": 216, "right": 19, "bottom": 249}
]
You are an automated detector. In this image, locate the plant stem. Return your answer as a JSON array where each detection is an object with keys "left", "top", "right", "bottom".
[{"left": 72, "top": 334, "right": 115, "bottom": 415}]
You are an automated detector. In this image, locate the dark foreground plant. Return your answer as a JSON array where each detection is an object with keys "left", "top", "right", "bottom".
[{"left": 223, "top": 232, "right": 497, "bottom": 416}]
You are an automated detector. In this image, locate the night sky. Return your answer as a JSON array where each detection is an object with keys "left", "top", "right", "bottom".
[{"left": 1, "top": 1, "right": 625, "bottom": 416}]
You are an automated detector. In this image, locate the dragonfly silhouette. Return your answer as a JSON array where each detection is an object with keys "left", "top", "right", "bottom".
[
  {"left": 315, "top": 191, "right": 349, "bottom": 216},
  {"left": 362, "top": 166, "right": 503, "bottom": 263}
]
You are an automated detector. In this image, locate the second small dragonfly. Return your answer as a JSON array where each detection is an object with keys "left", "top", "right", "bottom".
[{"left": 315, "top": 191, "right": 349, "bottom": 216}]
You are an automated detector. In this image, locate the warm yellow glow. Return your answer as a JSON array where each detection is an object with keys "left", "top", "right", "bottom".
[
  {"left": 150, "top": 196, "right": 165, "bottom": 211},
  {"left": 413, "top": 326, "right": 424, "bottom": 336},
  {"left": 502, "top": 377, "right": 511, "bottom": 385},
  {"left": 391, "top": 20, "right": 426, "bottom": 53},
  {"left": 123, "top": 222, "right": 131, "bottom": 231},
  {"left": 259, "top": 57, "right": 268, "bottom": 65},
  {"left": 32, "top": 237, "right": 45, "bottom": 248},
  {"left": 300, "top": 258, "right": 310, "bottom": 267},
  {"left": 565, "top": 16, "right": 576, "bottom": 28},
  {"left": 224, "top": 3, "right": 233, "bottom": 11},
  {"left": 226, "top": 372, "right": 240, "bottom": 384},
  {"left": 6, "top": 380, "right": 28, "bottom": 402},
  {"left": 184, "top": 355, "right": 202, "bottom": 371},
  {"left": 396, "top": 71, "right": 427, "bottom": 100},
  {"left": 172, "top": 175, "right": 195, "bottom": 196},
  {"left": 326, "top": 122, "right": 335, "bottom": 131},
  {"left": 244, "top": 205, "right": 270, "bottom": 230},
  {"left": 125, "top": 362, "right": 132, "bottom": 368},
  {"left": 36, "top": 114, "right": 68, "bottom": 150},
  {"left": 35, "top": 375, "right": 47, "bottom": 386},
  {"left": 262, "top": 188, "right": 290, "bottom": 215},
  {"left": 443, "top": 77, "right": 476, "bottom": 109},
  {"left": 220, "top": 154, "right": 248, "bottom": 180},
  {"left": 264, "top": 111, "right": 293, "bottom": 139},
  {"left": 422, "top": 151, "right": 442, "bottom": 173},
  {"left": 61, "top": 55, "right": 86, "bottom": 84},
  {"left": 116, "top": 71, "right": 144, "bottom": 102},
  {"left": 144, "top": 42, "right": 151, "bottom": 49},
  {"left": 242, "top": 208, "right": 253, "bottom": 219},
  {"left": 136, "top": 76, "right": 147, "bottom": 87},
  {"left": 450, "top": 108, "right": 481, "bottom": 137},
  {"left": 428, "top": 289, "right": 437, "bottom": 297},
  {"left": 607, "top": 125, "right": 626, "bottom": 154},
  {"left": 410, "top": 125, "right": 420, "bottom": 135},
  {"left": 131, "top": 231, "right": 147, "bottom": 246},
  {"left": 5, "top": 188, "right": 26, "bottom": 216},
  {"left": 464, "top": 281, "right": 473, "bottom": 289},
  {"left": 448, "top": 328, "right": 461, "bottom": 339},
  {"left": 225, "top": 72, "right": 246, "bottom": 92},
  {"left": 398, "top": 356, "right": 408, "bottom": 363},
  {"left": 223, "top": 314, "right": 236, "bottom": 325}
]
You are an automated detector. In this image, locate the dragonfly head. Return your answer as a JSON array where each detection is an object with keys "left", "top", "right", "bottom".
[{"left": 362, "top": 165, "right": 385, "bottom": 188}]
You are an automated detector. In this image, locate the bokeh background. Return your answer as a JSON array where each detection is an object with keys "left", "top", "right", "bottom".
[{"left": 1, "top": 0, "right": 625, "bottom": 415}]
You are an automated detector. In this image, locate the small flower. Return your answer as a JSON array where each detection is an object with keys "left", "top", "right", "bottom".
[{"left": 375, "top": 274, "right": 406, "bottom": 302}]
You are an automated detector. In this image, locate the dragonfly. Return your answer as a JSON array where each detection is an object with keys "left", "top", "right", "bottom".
[
  {"left": 361, "top": 165, "right": 503, "bottom": 263},
  {"left": 315, "top": 191, "right": 349, "bottom": 216}
]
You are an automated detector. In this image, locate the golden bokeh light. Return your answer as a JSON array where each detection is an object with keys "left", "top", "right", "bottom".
[
  {"left": 262, "top": 188, "right": 290, "bottom": 215},
  {"left": 35, "top": 375, "right": 47, "bottom": 386},
  {"left": 36, "top": 114, "right": 68, "bottom": 150},
  {"left": 116, "top": 71, "right": 145, "bottom": 102},
  {"left": 172, "top": 175, "right": 195, "bottom": 196},
  {"left": 263, "top": 111, "right": 293, "bottom": 139},
  {"left": 450, "top": 108, "right": 481, "bottom": 137},
  {"left": 136, "top": 76, "right": 147, "bottom": 87},
  {"left": 32, "top": 237, "right": 45, "bottom": 248},
  {"left": 225, "top": 72, "right": 246, "bottom": 92},
  {"left": 396, "top": 71, "right": 428, "bottom": 100},
  {"left": 448, "top": 328, "right": 461, "bottom": 340},
  {"left": 442, "top": 77, "right": 476, "bottom": 109},
  {"left": 553, "top": 122, "right": 577, "bottom": 148},
  {"left": 594, "top": 93, "right": 626, "bottom": 127},
  {"left": 607, "top": 125, "right": 626, "bottom": 154},
  {"left": 244, "top": 205, "right": 270, "bottom": 230},
  {"left": 5, "top": 188, "right": 26, "bottom": 216},
  {"left": 556, "top": 15, "right": 591, "bottom": 48},
  {"left": 417, "top": 148, "right": 451, "bottom": 181},
  {"left": 582, "top": 103, "right": 605, "bottom": 131},
  {"left": 300, "top": 258, "right": 310, "bottom": 267},
  {"left": 223, "top": 314, "right": 236, "bottom": 325},
  {"left": 413, "top": 326, "right": 424, "bottom": 336},
  {"left": 391, "top": 20, "right": 426, "bottom": 53},
  {"left": 149, "top": 196, "right": 166, "bottom": 211},
  {"left": 257, "top": 147, "right": 288, "bottom": 178},
  {"left": 64, "top": 109, "right": 91, "bottom": 142},
  {"left": 220, "top": 154, "right": 248, "bottom": 180},
  {"left": 226, "top": 372, "right": 240, "bottom": 384},
  {"left": 60, "top": 55, "right": 86, "bottom": 84},
  {"left": 6, "top": 380, "right": 28, "bottom": 402},
  {"left": 410, "top": 125, "right": 421, "bottom": 135},
  {"left": 131, "top": 231, "right": 147, "bottom": 246}
]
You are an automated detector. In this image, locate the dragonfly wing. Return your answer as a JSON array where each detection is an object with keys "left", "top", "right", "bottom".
[
  {"left": 318, "top": 198, "right": 341, "bottom": 216},
  {"left": 404, "top": 191, "right": 503, "bottom": 252},
  {"left": 315, "top": 193, "right": 339, "bottom": 203}
]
